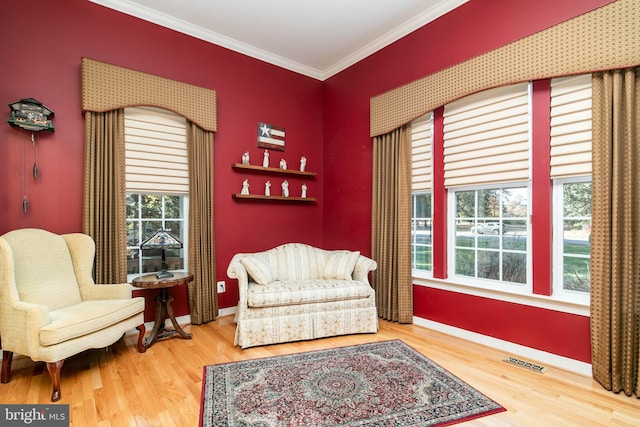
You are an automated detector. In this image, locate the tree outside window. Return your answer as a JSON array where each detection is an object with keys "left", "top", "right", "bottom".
[
  {"left": 412, "top": 193, "right": 432, "bottom": 273},
  {"left": 560, "top": 181, "right": 591, "bottom": 293}
]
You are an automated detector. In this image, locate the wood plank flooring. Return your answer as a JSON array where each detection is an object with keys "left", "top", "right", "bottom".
[{"left": 1, "top": 316, "right": 638, "bottom": 426}]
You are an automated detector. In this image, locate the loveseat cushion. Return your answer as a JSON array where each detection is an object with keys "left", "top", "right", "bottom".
[
  {"left": 324, "top": 250, "right": 360, "bottom": 280},
  {"left": 246, "top": 279, "right": 374, "bottom": 308},
  {"left": 274, "top": 243, "right": 326, "bottom": 280},
  {"left": 240, "top": 256, "right": 276, "bottom": 285},
  {"left": 40, "top": 297, "right": 145, "bottom": 346}
]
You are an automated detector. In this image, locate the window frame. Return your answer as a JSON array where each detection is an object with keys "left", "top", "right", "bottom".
[
  {"left": 411, "top": 192, "right": 433, "bottom": 278},
  {"left": 126, "top": 192, "right": 189, "bottom": 281},
  {"left": 552, "top": 177, "right": 591, "bottom": 306},
  {"left": 447, "top": 182, "right": 532, "bottom": 295}
]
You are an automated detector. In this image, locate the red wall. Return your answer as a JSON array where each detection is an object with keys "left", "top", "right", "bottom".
[
  {"left": 322, "top": 0, "right": 615, "bottom": 363},
  {"left": 0, "top": 0, "right": 615, "bottom": 362},
  {"left": 0, "top": 0, "right": 324, "bottom": 315},
  {"left": 413, "top": 286, "right": 591, "bottom": 362}
]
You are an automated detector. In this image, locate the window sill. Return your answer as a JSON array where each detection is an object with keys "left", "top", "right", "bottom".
[{"left": 413, "top": 276, "right": 590, "bottom": 316}]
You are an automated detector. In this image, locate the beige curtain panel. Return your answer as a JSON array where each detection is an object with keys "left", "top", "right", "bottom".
[
  {"left": 591, "top": 67, "right": 640, "bottom": 397},
  {"left": 82, "top": 110, "right": 128, "bottom": 284},
  {"left": 187, "top": 121, "right": 217, "bottom": 324},
  {"left": 372, "top": 125, "right": 413, "bottom": 323}
]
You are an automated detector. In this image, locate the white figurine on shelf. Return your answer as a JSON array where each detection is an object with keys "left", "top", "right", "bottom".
[
  {"left": 279, "top": 159, "right": 287, "bottom": 170},
  {"left": 300, "top": 156, "right": 307, "bottom": 172},
  {"left": 264, "top": 181, "right": 271, "bottom": 196},
  {"left": 301, "top": 183, "right": 307, "bottom": 198},
  {"left": 282, "top": 180, "right": 289, "bottom": 197},
  {"left": 263, "top": 150, "right": 269, "bottom": 168},
  {"left": 241, "top": 179, "right": 250, "bottom": 195},
  {"left": 242, "top": 151, "right": 250, "bottom": 165}
]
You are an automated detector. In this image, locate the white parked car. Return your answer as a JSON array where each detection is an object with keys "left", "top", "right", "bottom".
[{"left": 471, "top": 222, "right": 506, "bottom": 235}]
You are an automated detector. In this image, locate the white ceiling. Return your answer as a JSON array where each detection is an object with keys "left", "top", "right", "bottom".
[{"left": 90, "top": 0, "right": 468, "bottom": 80}]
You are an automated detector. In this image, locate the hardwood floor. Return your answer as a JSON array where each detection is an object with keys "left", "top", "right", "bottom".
[{"left": 1, "top": 316, "right": 638, "bottom": 426}]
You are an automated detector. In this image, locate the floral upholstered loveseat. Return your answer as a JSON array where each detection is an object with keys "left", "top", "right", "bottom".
[{"left": 227, "top": 243, "right": 378, "bottom": 348}]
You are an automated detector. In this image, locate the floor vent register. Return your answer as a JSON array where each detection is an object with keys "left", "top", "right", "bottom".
[{"left": 503, "top": 356, "right": 547, "bottom": 373}]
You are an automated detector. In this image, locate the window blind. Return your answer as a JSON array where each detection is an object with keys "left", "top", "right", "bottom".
[
  {"left": 124, "top": 107, "right": 188, "bottom": 194},
  {"left": 411, "top": 112, "right": 433, "bottom": 192},
  {"left": 550, "top": 74, "right": 592, "bottom": 178},
  {"left": 443, "top": 83, "right": 530, "bottom": 188}
]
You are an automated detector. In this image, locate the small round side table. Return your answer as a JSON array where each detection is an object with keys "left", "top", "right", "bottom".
[{"left": 131, "top": 271, "right": 194, "bottom": 349}]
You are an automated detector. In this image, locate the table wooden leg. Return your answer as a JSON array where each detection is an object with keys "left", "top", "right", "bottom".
[
  {"left": 143, "top": 288, "right": 192, "bottom": 348},
  {"left": 144, "top": 290, "right": 168, "bottom": 348},
  {"left": 165, "top": 294, "right": 192, "bottom": 339}
]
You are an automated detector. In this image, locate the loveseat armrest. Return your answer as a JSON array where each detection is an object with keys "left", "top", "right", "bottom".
[
  {"left": 353, "top": 255, "right": 377, "bottom": 285},
  {"left": 79, "top": 283, "right": 132, "bottom": 301},
  {"left": 227, "top": 254, "right": 250, "bottom": 307}
]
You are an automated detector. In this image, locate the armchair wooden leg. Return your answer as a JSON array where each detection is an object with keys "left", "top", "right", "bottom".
[
  {"left": 46, "top": 360, "right": 64, "bottom": 402},
  {"left": 136, "top": 324, "right": 147, "bottom": 353},
  {"left": 1, "top": 350, "right": 13, "bottom": 383}
]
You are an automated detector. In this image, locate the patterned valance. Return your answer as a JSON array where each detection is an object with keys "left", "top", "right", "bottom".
[
  {"left": 81, "top": 58, "right": 217, "bottom": 132},
  {"left": 371, "top": 0, "right": 640, "bottom": 137}
]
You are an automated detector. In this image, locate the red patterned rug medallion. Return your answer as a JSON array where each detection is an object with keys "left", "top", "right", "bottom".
[{"left": 200, "top": 340, "right": 504, "bottom": 426}]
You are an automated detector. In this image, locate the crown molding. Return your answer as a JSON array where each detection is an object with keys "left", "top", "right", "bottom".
[
  {"left": 320, "top": 0, "right": 469, "bottom": 80},
  {"left": 90, "top": 0, "right": 468, "bottom": 81}
]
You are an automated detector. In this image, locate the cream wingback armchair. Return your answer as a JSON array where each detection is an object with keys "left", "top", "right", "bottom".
[{"left": 0, "top": 228, "right": 146, "bottom": 401}]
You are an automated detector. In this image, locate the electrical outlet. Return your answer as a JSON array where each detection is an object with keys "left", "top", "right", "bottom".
[{"left": 216, "top": 281, "right": 226, "bottom": 293}]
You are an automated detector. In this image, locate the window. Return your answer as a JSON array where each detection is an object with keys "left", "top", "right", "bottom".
[
  {"left": 123, "top": 107, "right": 189, "bottom": 278},
  {"left": 411, "top": 113, "right": 433, "bottom": 275},
  {"left": 444, "top": 82, "right": 530, "bottom": 290},
  {"left": 411, "top": 75, "right": 593, "bottom": 307},
  {"left": 550, "top": 74, "right": 592, "bottom": 304},
  {"left": 452, "top": 185, "right": 528, "bottom": 288},
  {"left": 553, "top": 179, "right": 591, "bottom": 303},
  {"left": 126, "top": 194, "right": 188, "bottom": 276},
  {"left": 412, "top": 193, "right": 432, "bottom": 273}
]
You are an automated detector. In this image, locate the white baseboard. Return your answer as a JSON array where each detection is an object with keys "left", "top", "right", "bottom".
[
  {"left": 147, "top": 314, "right": 191, "bottom": 331},
  {"left": 218, "top": 306, "right": 237, "bottom": 317},
  {"left": 413, "top": 316, "right": 592, "bottom": 377},
  {"left": 131, "top": 307, "right": 237, "bottom": 335}
]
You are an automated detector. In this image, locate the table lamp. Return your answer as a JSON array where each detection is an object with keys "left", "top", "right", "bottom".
[{"left": 140, "top": 229, "right": 183, "bottom": 279}]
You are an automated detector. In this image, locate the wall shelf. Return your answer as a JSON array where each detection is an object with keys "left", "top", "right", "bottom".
[
  {"left": 231, "top": 163, "right": 316, "bottom": 176},
  {"left": 231, "top": 163, "right": 316, "bottom": 202},
  {"left": 232, "top": 194, "right": 316, "bottom": 202}
]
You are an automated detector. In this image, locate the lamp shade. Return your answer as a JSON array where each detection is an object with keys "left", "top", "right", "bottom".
[{"left": 140, "top": 229, "right": 183, "bottom": 250}]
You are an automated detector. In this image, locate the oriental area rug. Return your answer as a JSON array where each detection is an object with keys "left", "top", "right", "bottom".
[{"left": 199, "top": 340, "right": 505, "bottom": 426}]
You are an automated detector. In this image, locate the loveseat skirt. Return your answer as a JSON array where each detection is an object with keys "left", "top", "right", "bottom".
[{"left": 234, "top": 299, "right": 378, "bottom": 348}]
